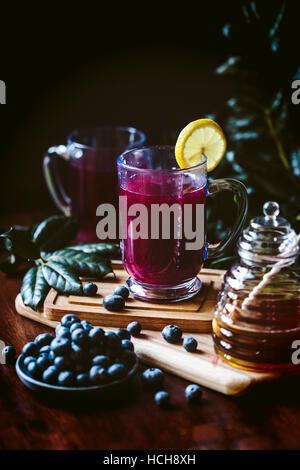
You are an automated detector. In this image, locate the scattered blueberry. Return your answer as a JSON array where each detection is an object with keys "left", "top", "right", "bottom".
[
  {"left": 89, "top": 327, "right": 105, "bottom": 344},
  {"left": 121, "top": 339, "right": 134, "bottom": 351},
  {"left": 43, "top": 366, "right": 58, "bottom": 384},
  {"left": 22, "top": 342, "right": 39, "bottom": 357},
  {"left": 2, "top": 346, "right": 16, "bottom": 364},
  {"left": 185, "top": 384, "right": 203, "bottom": 403},
  {"left": 89, "top": 366, "right": 109, "bottom": 385},
  {"left": 183, "top": 337, "right": 198, "bottom": 353},
  {"left": 92, "top": 355, "right": 112, "bottom": 368},
  {"left": 113, "top": 285, "right": 129, "bottom": 300},
  {"left": 61, "top": 314, "right": 80, "bottom": 329},
  {"left": 107, "top": 363, "right": 127, "bottom": 380},
  {"left": 58, "top": 371, "right": 75, "bottom": 387},
  {"left": 116, "top": 328, "right": 131, "bottom": 340},
  {"left": 127, "top": 321, "right": 142, "bottom": 337},
  {"left": 83, "top": 282, "right": 98, "bottom": 296},
  {"left": 50, "top": 337, "right": 71, "bottom": 356},
  {"left": 76, "top": 373, "right": 90, "bottom": 387},
  {"left": 34, "top": 333, "right": 54, "bottom": 348},
  {"left": 142, "top": 368, "right": 164, "bottom": 388},
  {"left": 71, "top": 328, "right": 89, "bottom": 346},
  {"left": 103, "top": 294, "right": 125, "bottom": 312},
  {"left": 162, "top": 325, "right": 182, "bottom": 344},
  {"left": 154, "top": 391, "right": 170, "bottom": 407}
]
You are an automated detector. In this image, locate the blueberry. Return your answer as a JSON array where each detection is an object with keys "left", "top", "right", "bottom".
[
  {"left": 89, "top": 327, "right": 105, "bottom": 344},
  {"left": 76, "top": 373, "right": 90, "bottom": 387},
  {"left": 23, "top": 356, "right": 37, "bottom": 368},
  {"left": 54, "top": 356, "right": 72, "bottom": 371},
  {"left": 155, "top": 391, "right": 170, "bottom": 407},
  {"left": 55, "top": 325, "right": 71, "bottom": 339},
  {"left": 27, "top": 361, "right": 42, "bottom": 380},
  {"left": 83, "top": 282, "right": 98, "bottom": 296},
  {"left": 113, "top": 285, "right": 129, "bottom": 300},
  {"left": 81, "top": 320, "right": 93, "bottom": 331},
  {"left": 43, "top": 365, "right": 58, "bottom": 384},
  {"left": 103, "top": 294, "right": 125, "bottom": 312},
  {"left": 89, "top": 345, "right": 105, "bottom": 358},
  {"left": 34, "top": 333, "right": 54, "bottom": 348},
  {"left": 185, "top": 384, "right": 202, "bottom": 403},
  {"left": 39, "top": 345, "right": 52, "bottom": 356},
  {"left": 142, "top": 368, "right": 164, "bottom": 388},
  {"left": 127, "top": 321, "right": 141, "bottom": 337},
  {"left": 71, "top": 328, "right": 89, "bottom": 346},
  {"left": 22, "top": 342, "right": 39, "bottom": 357},
  {"left": 107, "top": 363, "right": 127, "bottom": 380},
  {"left": 92, "top": 355, "right": 112, "bottom": 368},
  {"left": 70, "top": 322, "right": 83, "bottom": 334},
  {"left": 104, "top": 331, "right": 122, "bottom": 355},
  {"left": 58, "top": 371, "right": 75, "bottom": 387},
  {"left": 121, "top": 339, "right": 134, "bottom": 351},
  {"left": 183, "top": 337, "right": 198, "bottom": 353},
  {"left": 118, "top": 350, "right": 136, "bottom": 368},
  {"left": 50, "top": 338, "right": 71, "bottom": 356},
  {"left": 36, "top": 355, "right": 51, "bottom": 371},
  {"left": 61, "top": 314, "right": 80, "bottom": 328},
  {"left": 162, "top": 325, "right": 182, "bottom": 344},
  {"left": 116, "top": 328, "right": 131, "bottom": 340},
  {"left": 48, "top": 350, "right": 55, "bottom": 361},
  {"left": 1, "top": 346, "right": 16, "bottom": 364},
  {"left": 69, "top": 343, "right": 88, "bottom": 364},
  {"left": 89, "top": 366, "right": 109, "bottom": 385}
]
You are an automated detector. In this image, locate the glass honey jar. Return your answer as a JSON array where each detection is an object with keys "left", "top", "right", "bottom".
[{"left": 212, "top": 201, "right": 300, "bottom": 372}]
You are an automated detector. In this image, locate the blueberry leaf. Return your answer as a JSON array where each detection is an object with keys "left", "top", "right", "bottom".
[
  {"left": 0, "top": 227, "right": 40, "bottom": 260},
  {"left": 48, "top": 248, "right": 113, "bottom": 278},
  {"left": 32, "top": 215, "right": 78, "bottom": 252},
  {"left": 21, "top": 266, "right": 50, "bottom": 311},
  {"left": 42, "top": 261, "right": 82, "bottom": 295},
  {"left": 68, "top": 242, "right": 119, "bottom": 257}
]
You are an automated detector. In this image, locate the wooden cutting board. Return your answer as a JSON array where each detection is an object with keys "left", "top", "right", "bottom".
[
  {"left": 15, "top": 265, "right": 225, "bottom": 333},
  {"left": 15, "top": 265, "right": 278, "bottom": 395}
]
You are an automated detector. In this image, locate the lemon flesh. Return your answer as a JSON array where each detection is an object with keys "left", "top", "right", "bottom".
[{"left": 175, "top": 119, "right": 227, "bottom": 172}]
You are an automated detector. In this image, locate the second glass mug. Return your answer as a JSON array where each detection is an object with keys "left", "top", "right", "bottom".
[
  {"left": 118, "top": 146, "right": 248, "bottom": 302},
  {"left": 43, "top": 126, "right": 146, "bottom": 243}
]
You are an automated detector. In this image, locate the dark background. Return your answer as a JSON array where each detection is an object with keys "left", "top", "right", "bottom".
[{"left": 0, "top": 3, "right": 236, "bottom": 216}]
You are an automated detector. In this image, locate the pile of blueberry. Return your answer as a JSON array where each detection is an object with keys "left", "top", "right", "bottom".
[
  {"left": 19, "top": 314, "right": 140, "bottom": 388},
  {"left": 162, "top": 324, "right": 198, "bottom": 352},
  {"left": 83, "top": 282, "right": 130, "bottom": 313}
]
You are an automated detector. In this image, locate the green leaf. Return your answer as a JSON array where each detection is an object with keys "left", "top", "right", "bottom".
[
  {"left": 0, "top": 227, "right": 40, "bottom": 260},
  {"left": 32, "top": 215, "right": 78, "bottom": 252},
  {"left": 68, "top": 243, "right": 119, "bottom": 257},
  {"left": 21, "top": 266, "right": 50, "bottom": 311},
  {"left": 49, "top": 249, "right": 113, "bottom": 278},
  {"left": 42, "top": 261, "right": 82, "bottom": 295}
]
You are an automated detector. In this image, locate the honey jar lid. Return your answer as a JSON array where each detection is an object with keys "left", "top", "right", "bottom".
[{"left": 238, "top": 201, "right": 299, "bottom": 264}]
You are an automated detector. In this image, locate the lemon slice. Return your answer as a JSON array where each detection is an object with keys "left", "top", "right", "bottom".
[{"left": 175, "top": 119, "right": 227, "bottom": 172}]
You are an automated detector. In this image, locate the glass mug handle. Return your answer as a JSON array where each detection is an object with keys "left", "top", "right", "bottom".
[
  {"left": 43, "top": 145, "right": 71, "bottom": 216},
  {"left": 206, "top": 178, "right": 248, "bottom": 259}
]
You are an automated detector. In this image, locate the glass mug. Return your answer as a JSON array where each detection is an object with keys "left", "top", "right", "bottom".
[
  {"left": 118, "top": 146, "right": 248, "bottom": 302},
  {"left": 43, "top": 126, "right": 146, "bottom": 242}
]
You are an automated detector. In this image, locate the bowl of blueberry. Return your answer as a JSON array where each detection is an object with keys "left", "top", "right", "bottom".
[{"left": 16, "top": 314, "right": 139, "bottom": 398}]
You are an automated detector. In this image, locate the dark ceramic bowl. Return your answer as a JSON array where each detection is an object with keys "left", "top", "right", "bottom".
[{"left": 16, "top": 355, "right": 139, "bottom": 399}]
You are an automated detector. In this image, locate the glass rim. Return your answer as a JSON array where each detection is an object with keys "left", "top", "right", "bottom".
[
  {"left": 118, "top": 145, "right": 207, "bottom": 173},
  {"left": 67, "top": 126, "right": 146, "bottom": 150}
]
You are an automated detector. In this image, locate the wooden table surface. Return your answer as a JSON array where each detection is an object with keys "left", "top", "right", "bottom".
[{"left": 1, "top": 213, "right": 300, "bottom": 450}]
